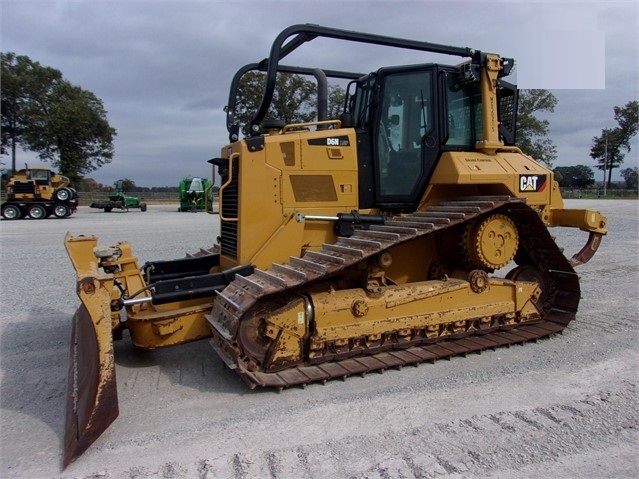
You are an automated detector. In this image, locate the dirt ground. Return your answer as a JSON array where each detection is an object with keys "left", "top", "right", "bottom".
[{"left": 1, "top": 200, "right": 637, "bottom": 479}]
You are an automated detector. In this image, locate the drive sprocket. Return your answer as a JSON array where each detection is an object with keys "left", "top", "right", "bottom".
[{"left": 463, "top": 213, "right": 519, "bottom": 270}]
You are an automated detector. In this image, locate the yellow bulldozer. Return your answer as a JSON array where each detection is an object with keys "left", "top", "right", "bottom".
[
  {"left": 2, "top": 166, "right": 78, "bottom": 219},
  {"left": 63, "top": 24, "right": 607, "bottom": 467}
]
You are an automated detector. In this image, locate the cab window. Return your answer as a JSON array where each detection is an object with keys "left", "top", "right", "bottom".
[
  {"left": 377, "top": 70, "right": 433, "bottom": 196},
  {"left": 443, "top": 72, "right": 482, "bottom": 147}
]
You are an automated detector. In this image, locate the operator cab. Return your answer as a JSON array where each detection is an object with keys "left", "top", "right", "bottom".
[
  {"left": 223, "top": 24, "right": 517, "bottom": 213},
  {"left": 27, "top": 168, "right": 52, "bottom": 186},
  {"left": 350, "top": 64, "right": 516, "bottom": 211}
]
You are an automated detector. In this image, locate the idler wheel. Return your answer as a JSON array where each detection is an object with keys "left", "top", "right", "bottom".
[
  {"left": 506, "top": 265, "right": 550, "bottom": 305},
  {"left": 238, "top": 302, "right": 279, "bottom": 364}
]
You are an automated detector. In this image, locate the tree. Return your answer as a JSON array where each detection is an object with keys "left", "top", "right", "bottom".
[
  {"left": 78, "top": 177, "right": 103, "bottom": 192},
  {"left": 234, "top": 72, "right": 315, "bottom": 136},
  {"left": 0, "top": 52, "right": 116, "bottom": 184},
  {"left": 327, "top": 84, "right": 346, "bottom": 119},
  {"left": 553, "top": 165, "right": 595, "bottom": 188},
  {"left": 590, "top": 101, "right": 638, "bottom": 189},
  {"left": 516, "top": 89, "right": 558, "bottom": 167},
  {"left": 620, "top": 167, "right": 638, "bottom": 190},
  {"left": 233, "top": 72, "right": 347, "bottom": 136},
  {"left": 1, "top": 52, "right": 63, "bottom": 172},
  {"left": 116, "top": 178, "right": 136, "bottom": 192}
]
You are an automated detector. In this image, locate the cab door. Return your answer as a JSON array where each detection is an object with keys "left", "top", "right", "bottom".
[{"left": 373, "top": 66, "right": 440, "bottom": 210}]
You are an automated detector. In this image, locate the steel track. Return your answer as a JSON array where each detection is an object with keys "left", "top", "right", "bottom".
[{"left": 206, "top": 196, "right": 580, "bottom": 389}]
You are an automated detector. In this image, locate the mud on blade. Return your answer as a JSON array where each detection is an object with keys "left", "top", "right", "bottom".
[{"left": 63, "top": 280, "right": 119, "bottom": 468}]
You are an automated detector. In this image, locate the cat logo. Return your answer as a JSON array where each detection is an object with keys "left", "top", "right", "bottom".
[{"left": 519, "top": 174, "right": 547, "bottom": 192}]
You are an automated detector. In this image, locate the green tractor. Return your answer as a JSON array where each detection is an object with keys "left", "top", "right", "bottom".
[
  {"left": 178, "top": 176, "right": 211, "bottom": 212},
  {"left": 90, "top": 180, "right": 147, "bottom": 212}
]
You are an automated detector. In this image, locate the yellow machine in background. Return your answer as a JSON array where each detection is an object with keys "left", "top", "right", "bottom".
[
  {"left": 63, "top": 25, "right": 607, "bottom": 466},
  {"left": 2, "top": 166, "right": 78, "bottom": 219}
]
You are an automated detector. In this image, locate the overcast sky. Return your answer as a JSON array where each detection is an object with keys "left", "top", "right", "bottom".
[{"left": 1, "top": 0, "right": 637, "bottom": 187}]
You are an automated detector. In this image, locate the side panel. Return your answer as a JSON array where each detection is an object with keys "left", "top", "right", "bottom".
[
  {"left": 421, "top": 150, "right": 562, "bottom": 208},
  {"left": 219, "top": 128, "right": 359, "bottom": 270}
]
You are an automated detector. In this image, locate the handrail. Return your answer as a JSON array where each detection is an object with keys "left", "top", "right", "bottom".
[
  {"left": 204, "top": 183, "right": 215, "bottom": 215},
  {"left": 225, "top": 62, "right": 361, "bottom": 142},
  {"left": 218, "top": 153, "right": 239, "bottom": 222},
  {"left": 250, "top": 24, "right": 477, "bottom": 133},
  {"left": 282, "top": 119, "right": 342, "bottom": 133}
]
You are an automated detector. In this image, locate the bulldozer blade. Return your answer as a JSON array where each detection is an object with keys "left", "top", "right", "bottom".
[{"left": 63, "top": 279, "right": 119, "bottom": 468}]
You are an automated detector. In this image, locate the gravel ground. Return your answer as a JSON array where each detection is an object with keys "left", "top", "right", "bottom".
[{"left": 0, "top": 200, "right": 637, "bottom": 479}]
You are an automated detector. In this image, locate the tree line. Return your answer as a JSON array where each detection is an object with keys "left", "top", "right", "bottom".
[
  {"left": 76, "top": 177, "right": 220, "bottom": 193},
  {"left": 1, "top": 52, "right": 636, "bottom": 190},
  {"left": 554, "top": 164, "right": 637, "bottom": 190}
]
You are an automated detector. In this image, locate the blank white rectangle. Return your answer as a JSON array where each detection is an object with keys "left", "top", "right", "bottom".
[{"left": 515, "top": 30, "right": 605, "bottom": 89}]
